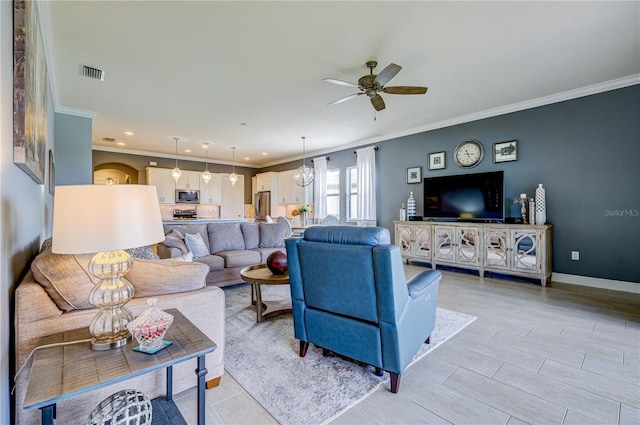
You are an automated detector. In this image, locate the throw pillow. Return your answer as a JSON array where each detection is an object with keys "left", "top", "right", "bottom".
[
  {"left": 207, "top": 223, "right": 245, "bottom": 253},
  {"left": 184, "top": 232, "right": 210, "bottom": 258},
  {"left": 125, "top": 246, "right": 160, "bottom": 260},
  {"left": 259, "top": 222, "right": 286, "bottom": 248},
  {"left": 125, "top": 258, "right": 208, "bottom": 298},
  {"left": 165, "top": 251, "right": 193, "bottom": 262},
  {"left": 241, "top": 223, "right": 260, "bottom": 249},
  {"left": 31, "top": 250, "right": 98, "bottom": 311},
  {"left": 162, "top": 235, "right": 189, "bottom": 254},
  {"left": 167, "top": 228, "right": 184, "bottom": 239}
]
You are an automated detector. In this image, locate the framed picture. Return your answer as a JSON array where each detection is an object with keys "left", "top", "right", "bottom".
[
  {"left": 406, "top": 166, "right": 421, "bottom": 184},
  {"left": 493, "top": 140, "right": 518, "bottom": 163},
  {"left": 48, "top": 149, "right": 55, "bottom": 196},
  {"left": 13, "top": 0, "right": 48, "bottom": 184},
  {"left": 428, "top": 151, "right": 446, "bottom": 170}
]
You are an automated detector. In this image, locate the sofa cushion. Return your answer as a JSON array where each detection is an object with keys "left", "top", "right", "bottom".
[
  {"left": 126, "top": 258, "right": 208, "bottom": 297},
  {"left": 252, "top": 247, "right": 286, "bottom": 263},
  {"left": 163, "top": 224, "right": 210, "bottom": 252},
  {"left": 30, "top": 250, "right": 97, "bottom": 311},
  {"left": 241, "top": 223, "right": 260, "bottom": 249},
  {"left": 194, "top": 254, "right": 225, "bottom": 271},
  {"left": 259, "top": 222, "right": 287, "bottom": 248},
  {"left": 208, "top": 223, "right": 245, "bottom": 254},
  {"left": 216, "top": 250, "right": 261, "bottom": 268},
  {"left": 185, "top": 232, "right": 210, "bottom": 258}
]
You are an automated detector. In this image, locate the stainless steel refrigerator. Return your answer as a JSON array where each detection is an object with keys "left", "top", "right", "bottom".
[{"left": 254, "top": 191, "right": 271, "bottom": 220}]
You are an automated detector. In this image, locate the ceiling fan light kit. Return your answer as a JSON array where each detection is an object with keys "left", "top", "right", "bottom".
[
  {"left": 325, "top": 60, "right": 428, "bottom": 112},
  {"left": 293, "top": 136, "right": 314, "bottom": 187}
]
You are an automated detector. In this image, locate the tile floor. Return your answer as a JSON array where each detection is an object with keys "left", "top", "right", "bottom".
[{"left": 174, "top": 265, "right": 640, "bottom": 424}]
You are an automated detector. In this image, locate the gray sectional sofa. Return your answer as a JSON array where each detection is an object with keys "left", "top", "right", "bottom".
[{"left": 158, "top": 221, "right": 288, "bottom": 287}]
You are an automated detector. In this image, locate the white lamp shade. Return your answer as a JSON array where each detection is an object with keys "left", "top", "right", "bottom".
[{"left": 52, "top": 185, "right": 165, "bottom": 254}]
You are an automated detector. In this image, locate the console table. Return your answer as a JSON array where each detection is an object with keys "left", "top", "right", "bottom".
[
  {"left": 23, "top": 309, "right": 216, "bottom": 425},
  {"left": 394, "top": 221, "right": 553, "bottom": 286}
]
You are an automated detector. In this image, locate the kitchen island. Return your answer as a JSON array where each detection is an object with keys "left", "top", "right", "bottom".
[{"left": 163, "top": 218, "right": 247, "bottom": 224}]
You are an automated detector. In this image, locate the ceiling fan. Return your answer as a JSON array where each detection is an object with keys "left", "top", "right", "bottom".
[{"left": 324, "top": 61, "right": 428, "bottom": 112}]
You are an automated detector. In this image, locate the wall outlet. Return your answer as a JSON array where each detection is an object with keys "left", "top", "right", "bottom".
[{"left": 571, "top": 251, "right": 580, "bottom": 261}]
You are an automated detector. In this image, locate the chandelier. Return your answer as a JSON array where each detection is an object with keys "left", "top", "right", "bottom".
[
  {"left": 201, "top": 142, "right": 211, "bottom": 184},
  {"left": 293, "top": 137, "right": 314, "bottom": 187},
  {"left": 171, "top": 137, "right": 181, "bottom": 183}
]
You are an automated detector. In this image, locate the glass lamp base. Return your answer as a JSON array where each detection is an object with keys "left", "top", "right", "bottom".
[{"left": 91, "top": 334, "right": 133, "bottom": 351}]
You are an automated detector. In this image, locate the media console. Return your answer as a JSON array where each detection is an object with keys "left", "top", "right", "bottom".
[{"left": 393, "top": 221, "right": 553, "bottom": 286}]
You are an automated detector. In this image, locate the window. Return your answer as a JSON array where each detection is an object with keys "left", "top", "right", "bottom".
[
  {"left": 346, "top": 166, "right": 357, "bottom": 221},
  {"left": 326, "top": 169, "right": 340, "bottom": 219}
]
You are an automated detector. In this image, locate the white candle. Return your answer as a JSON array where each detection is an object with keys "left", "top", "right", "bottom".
[{"left": 520, "top": 193, "right": 527, "bottom": 199}]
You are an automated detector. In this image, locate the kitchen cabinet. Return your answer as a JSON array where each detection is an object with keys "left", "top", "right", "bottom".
[
  {"left": 146, "top": 167, "right": 175, "bottom": 204},
  {"left": 175, "top": 170, "right": 201, "bottom": 190},
  {"left": 393, "top": 221, "right": 553, "bottom": 286},
  {"left": 278, "top": 170, "right": 313, "bottom": 205},
  {"left": 220, "top": 173, "right": 245, "bottom": 219},
  {"left": 256, "top": 172, "right": 276, "bottom": 192},
  {"left": 200, "top": 173, "right": 222, "bottom": 205}
]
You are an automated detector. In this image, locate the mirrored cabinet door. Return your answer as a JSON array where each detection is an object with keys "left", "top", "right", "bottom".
[{"left": 513, "top": 231, "right": 540, "bottom": 273}]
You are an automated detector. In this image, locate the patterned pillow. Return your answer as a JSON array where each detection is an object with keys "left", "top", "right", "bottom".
[
  {"left": 125, "top": 246, "right": 160, "bottom": 260},
  {"left": 184, "top": 233, "right": 210, "bottom": 258}
]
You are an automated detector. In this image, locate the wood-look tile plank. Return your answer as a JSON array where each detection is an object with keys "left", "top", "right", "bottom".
[
  {"left": 490, "top": 330, "right": 585, "bottom": 368},
  {"left": 173, "top": 392, "right": 225, "bottom": 425},
  {"left": 539, "top": 359, "right": 640, "bottom": 409},
  {"left": 444, "top": 367, "right": 567, "bottom": 425},
  {"left": 562, "top": 409, "right": 613, "bottom": 425},
  {"left": 401, "top": 373, "right": 510, "bottom": 425},
  {"left": 493, "top": 363, "right": 619, "bottom": 424},
  {"left": 526, "top": 328, "right": 624, "bottom": 363},
  {"left": 581, "top": 353, "right": 640, "bottom": 385},
  {"left": 213, "top": 391, "right": 278, "bottom": 424},
  {"left": 429, "top": 341, "right": 504, "bottom": 377},
  {"left": 204, "top": 372, "right": 245, "bottom": 405},
  {"left": 506, "top": 416, "right": 531, "bottom": 425},
  {"left": 620, "top": 403, "right": 640, "bottom": 425}
]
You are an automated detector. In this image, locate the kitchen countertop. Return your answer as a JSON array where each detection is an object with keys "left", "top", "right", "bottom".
[{"left": 163, "top": 218, "right": 247, "bottom": 224}]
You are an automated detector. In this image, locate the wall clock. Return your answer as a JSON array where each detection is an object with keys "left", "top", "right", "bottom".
[{"left": 453, "top": 139, "right": 484, "bottom": 168}]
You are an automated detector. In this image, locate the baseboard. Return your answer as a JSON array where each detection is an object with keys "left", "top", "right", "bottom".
[{"left": 552, "top": 273, "right": 640, "bottom": 294}]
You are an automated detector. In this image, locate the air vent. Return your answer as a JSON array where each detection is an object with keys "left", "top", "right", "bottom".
[
  {"left": 81, "top": 65, "right": 105, "bottom": 81},
  {"left": 102, "top": 137, "right": 116, "bottom": 142}
]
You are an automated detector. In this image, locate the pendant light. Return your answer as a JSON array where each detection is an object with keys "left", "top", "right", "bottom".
[
  {"left": 293, "top": 136, "right": 314, "bottom": 187},
  {"left": 171, "top": 137, "right": 182, "bottom": 183},
  {"left": 229, "top": 147, "right": 238, "bottom": 186},
  {"left": 201, "top": 142, "right": 211, "bottom": 184}
]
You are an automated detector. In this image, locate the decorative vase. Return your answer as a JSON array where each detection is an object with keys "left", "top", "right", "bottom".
[
  {"left": 300, "top": 211, "right": 307, "bottom": 227},
  {"left": 535, "top": 184, "right": 546, "bottom": 225},
  {"left": 407, "top": 192, "right": 416, "bottom": 218}
]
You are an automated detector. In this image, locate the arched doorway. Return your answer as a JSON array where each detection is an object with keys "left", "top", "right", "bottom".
[{"left": 93, "top": 163, "right": 139, "bottom": 184}]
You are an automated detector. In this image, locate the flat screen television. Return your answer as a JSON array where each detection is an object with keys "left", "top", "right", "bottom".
[{"left": 423, "top": 171, "right": 504, "bottom": 221}]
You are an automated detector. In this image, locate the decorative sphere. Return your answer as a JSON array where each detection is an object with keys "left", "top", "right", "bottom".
[{"left": 266, "top": 251, "right": 288, "bottom": 275}]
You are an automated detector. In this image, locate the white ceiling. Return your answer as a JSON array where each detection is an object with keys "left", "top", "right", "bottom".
[{"left": 42, "top": 1, "right": 639, "bottom": 167}]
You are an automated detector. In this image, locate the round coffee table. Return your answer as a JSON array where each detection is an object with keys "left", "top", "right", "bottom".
[{"left": 240, "top": 264, "right": 291, "bottom": 322}]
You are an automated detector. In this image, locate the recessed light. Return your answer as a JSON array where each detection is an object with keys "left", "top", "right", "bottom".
[
  {"left": 185, "top": 149, "right": 192, "bottom": 153},
  {"left": 117, "top": 142, "right": 125, "bottom": 146},
  {"left": 261, "top": 152, "right": 268, "bottom": 156},
  {"left": 124, "top": 131, "right": 134, "bottom": 136},
  {"left": 244, "top": 157, "right": 250, "bottom": 161}
]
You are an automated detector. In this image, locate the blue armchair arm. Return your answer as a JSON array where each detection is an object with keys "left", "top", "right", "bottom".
[{"left": 407, "top": 270, "right": 442, "bottom": 299}]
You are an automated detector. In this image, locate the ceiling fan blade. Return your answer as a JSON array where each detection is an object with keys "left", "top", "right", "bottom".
[
  {"left": 383, "top": 86, "right": 428, "bottom": 95},
  {"left": 374, "top": 63, "right": 402, "bottom": 86},
  {"left": 370, "top": 94, "right": 386, "bottom": 111},
  {"left": 328, "top": 92, "right": 362, "bottom": 106},
  {"left": 323, "top": 78, "right": 360, "bottom": 89}
]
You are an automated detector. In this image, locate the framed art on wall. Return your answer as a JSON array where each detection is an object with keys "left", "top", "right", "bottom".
[
  {"left": 493, "top": 140, "right": 518, "bottom": 163},
  {"left": 13, "top": 0, "right": 48, "bottom": 184},
  {"left": 428, "top": 151, "right": 446, "bottom": 170},
  {"left": 406, "top": 166, "right": 421, "bottom": 184}
]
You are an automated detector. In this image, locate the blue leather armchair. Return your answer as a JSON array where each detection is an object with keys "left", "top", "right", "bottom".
[{"left": 285, "top": 226, "right": 441, "bottom": 393}]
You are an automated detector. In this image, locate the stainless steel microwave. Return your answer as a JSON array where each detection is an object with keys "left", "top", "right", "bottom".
[{"left": 175, "top": 189, "right": 200, "bottom": 204}]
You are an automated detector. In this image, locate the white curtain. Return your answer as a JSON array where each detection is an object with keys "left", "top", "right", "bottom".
[
  {"left": 312, "top": 156, "right": 328, "bottom": 219},
  {"left": 356, "top": 146, "right": 377, "bottom": 226}
]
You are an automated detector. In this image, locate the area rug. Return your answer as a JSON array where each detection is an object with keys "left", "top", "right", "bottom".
[{"left": 223, "top": 284, "right": 476, "bottom": 425}]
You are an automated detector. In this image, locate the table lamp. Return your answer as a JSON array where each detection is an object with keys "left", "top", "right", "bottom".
[{"left": 52, "top": 184, "right": 165, "bottom": 350}]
